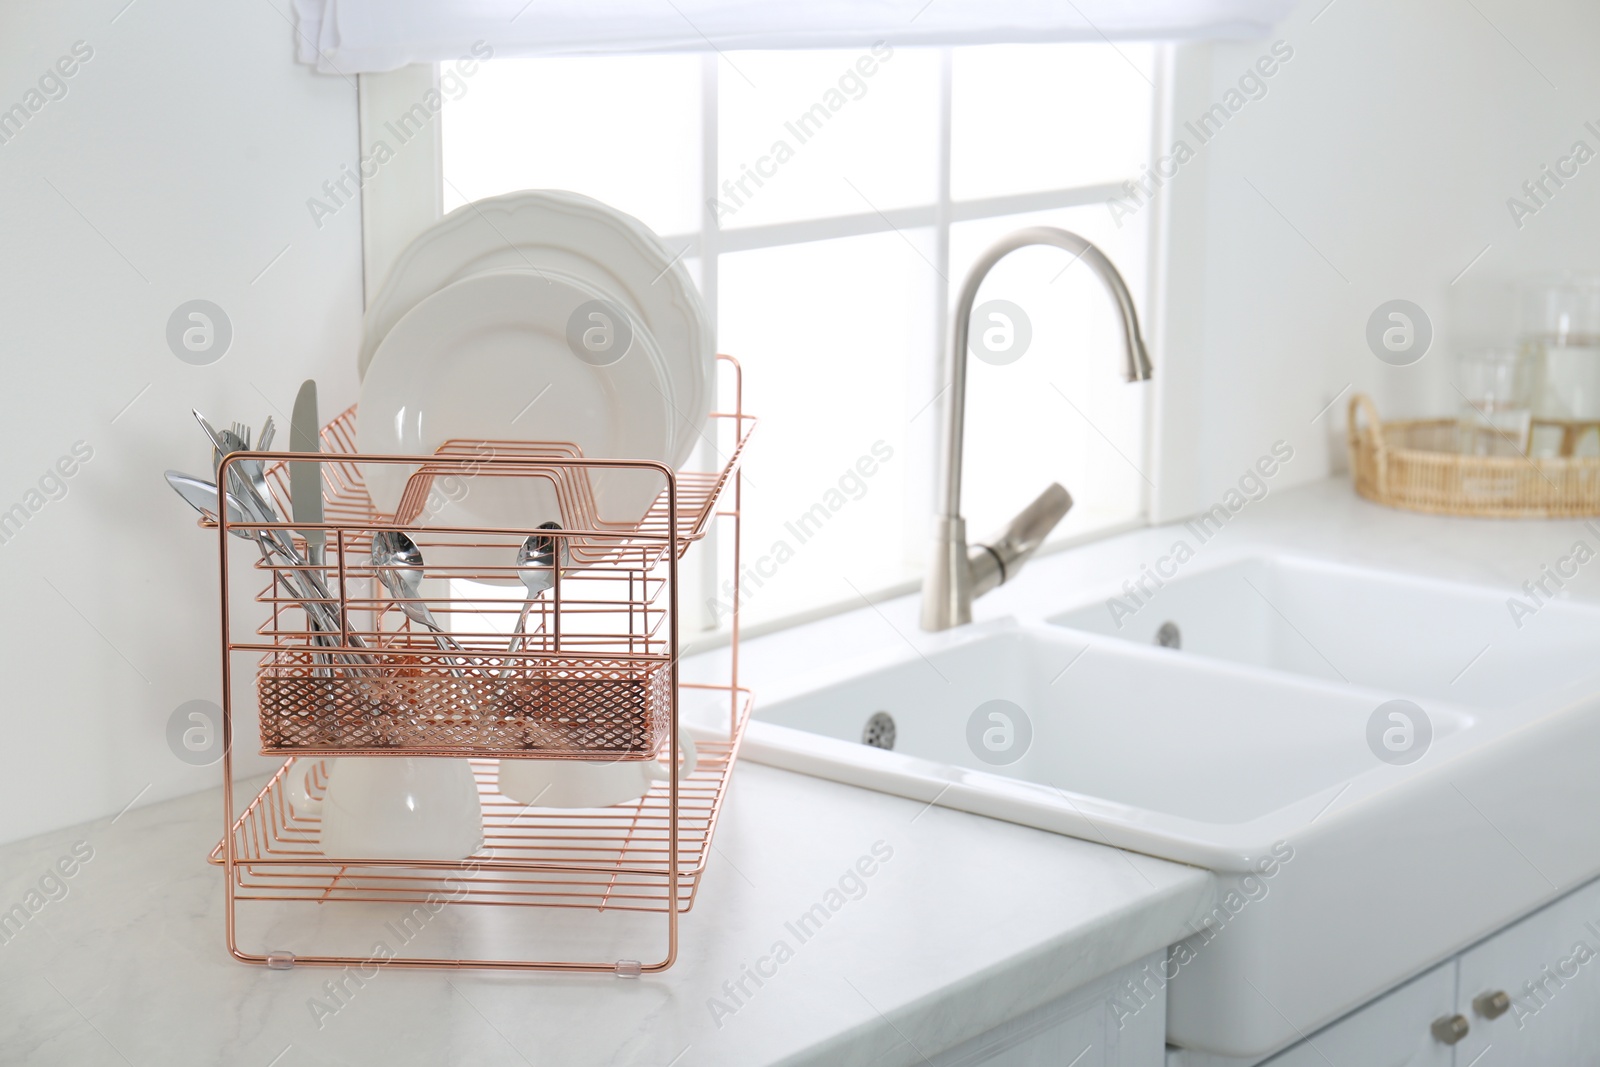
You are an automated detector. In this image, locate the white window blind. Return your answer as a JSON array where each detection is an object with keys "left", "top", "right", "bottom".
[{"left": 294, "top": 0, "right": 1291, "bottom": 73}]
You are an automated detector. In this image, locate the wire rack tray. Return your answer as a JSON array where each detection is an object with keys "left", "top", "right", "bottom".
[{"left": 209, "top": 685, "right": 751, "bottom": 915}]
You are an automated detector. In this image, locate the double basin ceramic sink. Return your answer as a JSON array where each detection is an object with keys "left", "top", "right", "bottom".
[{"left": 729, "top": 550, "right": 1600, "bottom": 1057}]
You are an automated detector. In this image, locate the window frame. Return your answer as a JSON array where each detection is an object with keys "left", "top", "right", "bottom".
[{"left": 358, "top": 44, "right": 1175, "bottom": 643}]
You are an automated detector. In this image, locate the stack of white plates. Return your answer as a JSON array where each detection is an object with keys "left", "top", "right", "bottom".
[{"left": 356, "top": 190, "right": 714, "bottom": 538}]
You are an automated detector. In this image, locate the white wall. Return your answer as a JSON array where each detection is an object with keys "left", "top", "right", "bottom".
[
  {"left": 0, "top": 0, "right": 360, "bottom": 843},
  {"left": 1153, "top": 0, "right": 1600, "bottom": 520}
]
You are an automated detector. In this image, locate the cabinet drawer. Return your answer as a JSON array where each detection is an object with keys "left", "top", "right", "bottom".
[
  {"left": 1456, "top": 876, "right": 1600, "bottom": 1065},
  {"left": 1241, "top": 960, "right": 1455, "bottom": 1067}
]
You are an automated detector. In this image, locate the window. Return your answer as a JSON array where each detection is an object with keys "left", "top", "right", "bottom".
[{"left": 440, "top": 43, "right": 1160, "bottom": 632}]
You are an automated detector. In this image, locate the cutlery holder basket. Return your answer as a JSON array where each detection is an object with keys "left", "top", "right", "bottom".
[
  {"left": 239, "top": 497, "right": 683, "bottom": 760},
  {"left": 256, "top": 647, "right": 673, "bottom": 758}
]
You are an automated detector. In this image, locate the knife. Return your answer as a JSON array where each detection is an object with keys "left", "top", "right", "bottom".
[{"left": 289, "top": 380, "right": 324, "bottom": 569}]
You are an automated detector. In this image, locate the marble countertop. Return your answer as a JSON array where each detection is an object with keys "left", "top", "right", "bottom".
[{"left": 0, "top": 755, "right": 1213, "bottom": 1066}]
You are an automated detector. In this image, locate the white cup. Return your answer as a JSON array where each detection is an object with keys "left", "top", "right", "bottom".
[
  {"left": 320, "top": 758, "right": 484, "bottom": 860},
  {"left": 282, "top": 759, "right": 322, "bottom": 816},
  {"left": 497, "top": 731, "right": 698, "bottom": 808}
]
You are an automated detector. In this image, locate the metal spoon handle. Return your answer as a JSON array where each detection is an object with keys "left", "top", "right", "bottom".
[
  {"left": 510, "top": 603, "right": 534, "bottom": 650},
  {"left": 500, "top": 603, "right": 538, "bottom": 677},
  {"left": 406, "top": 608, "right": 472, "bottom": 672}
]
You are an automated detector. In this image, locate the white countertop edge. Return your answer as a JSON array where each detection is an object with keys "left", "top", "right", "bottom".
[{"left": 770, "top": 865, "right": 1215, "bottom": 1067}]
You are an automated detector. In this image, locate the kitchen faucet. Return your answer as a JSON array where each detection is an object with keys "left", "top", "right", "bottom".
[{"left": 920, "top": 227, "right": 1153, "bottom": 632}]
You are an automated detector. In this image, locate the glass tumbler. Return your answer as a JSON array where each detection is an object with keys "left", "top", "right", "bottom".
[
  {"left": 1518, "top": 275, "right": 1600, "bottom": 457},
  {"left": 1455, "top": 348, "right": 1532, "bottom": 457}
]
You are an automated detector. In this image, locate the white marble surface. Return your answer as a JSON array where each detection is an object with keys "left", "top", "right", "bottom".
[{"left": 0, "top": 758, "right": 1213, "bottom": 1066}]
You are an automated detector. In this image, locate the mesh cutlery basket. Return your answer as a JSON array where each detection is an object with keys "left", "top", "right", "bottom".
[
  {"left": 255, "top": 649, "right": 674, "bottom": 757},
  {"left": 245, "top": 480, "right": 680, "bottom": 762}
]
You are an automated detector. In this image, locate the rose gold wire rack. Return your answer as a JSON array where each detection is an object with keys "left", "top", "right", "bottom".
[
  {"left": 204, "top": 354, "right": 754, "bottom": 974},
  {"left": 209, "top": 688, "right": 746, "bottom": 912}
]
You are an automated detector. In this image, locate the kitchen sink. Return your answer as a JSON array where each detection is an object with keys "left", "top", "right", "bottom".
[
  {"left": 751, "top": 622, "right": 1461, "bottom": 830},
  {"left": 1048, "top": 554, "right": 1600, "bottom": 709},
  {"left": 726, "top": 544, "right": 1600, "bottom": 1057}
]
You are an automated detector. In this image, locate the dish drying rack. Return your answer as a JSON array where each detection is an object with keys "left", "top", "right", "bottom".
[{"left": 205, "top": 355, "right": 754, "bottom": 974}]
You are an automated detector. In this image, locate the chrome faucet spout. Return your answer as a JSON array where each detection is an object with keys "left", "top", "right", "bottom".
[{"left": 920, "top": 227, "right": 1152, "bottom": 632}]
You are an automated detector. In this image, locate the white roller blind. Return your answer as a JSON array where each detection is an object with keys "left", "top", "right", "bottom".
[{"left": 294, "top": 0, "right": 1293, "bottom": 74}]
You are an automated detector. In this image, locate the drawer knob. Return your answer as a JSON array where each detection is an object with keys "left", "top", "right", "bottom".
[
  {"left": 1473, "top": 990, "right": 1512, "bottom": 1020},
  {"left": 1431, "top": 1014, "right": 1470, "bottom": 1044}
]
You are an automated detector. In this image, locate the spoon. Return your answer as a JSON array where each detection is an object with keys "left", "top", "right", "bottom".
[
  {"left": 165, "top": 470, "right": 252, "bottom": 534},
  {"left": 370, "top": 531, "right": 476, "bottom": 701},
  {"left": 507, "top": 522, "right": 566, "bottom": 663},
  {"left": 370, "top": 530, "right": 467, "bottom": 660},
  {"left": 166, "top": 468, "right": 297, "bottom": 569}
]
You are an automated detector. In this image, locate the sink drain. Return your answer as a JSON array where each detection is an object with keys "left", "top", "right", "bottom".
[
  {"left": 1155, "top": 621, "right": 1181, "bottom": 649},
  {"left": 862, "top": 711, "right": 897, "bottom": 750}
]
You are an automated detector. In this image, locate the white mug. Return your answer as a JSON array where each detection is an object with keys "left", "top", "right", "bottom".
[
  {"left": 320, "top": 757, "right": 484, "bottom": 860},
  {"left": 282, "top": 759, "right": 322, "bottom": 816},
  {"left": 497, "top": 731, "right": 698, "bottom": 808}
]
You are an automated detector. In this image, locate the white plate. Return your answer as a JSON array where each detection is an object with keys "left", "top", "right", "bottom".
[
  {"left": 357, "top": 267, "right": 672, "bottom": 539},
  {"left": 361, "top": 190, "right": 713, "bottom": 469}
]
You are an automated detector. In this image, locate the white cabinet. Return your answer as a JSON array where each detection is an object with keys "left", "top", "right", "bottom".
[
  {"left": 1455, "top": 876, "right": 1600, "bottom": 1065},
  {"left": 1170, "top": 875, "right": 1600, "bottom": 1067},
  {"left": 932, "top": 952, "right": 1166, "bottom": 1067},
  {"left": 1167, "top": 962, "right": 1457, "bottom": 1067},
  {"left": 1253, "top": 960, "right": 1456, "bottom": 1067}
]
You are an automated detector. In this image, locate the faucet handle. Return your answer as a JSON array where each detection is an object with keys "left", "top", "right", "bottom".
[{"left": 969, "top": 483, "right": 1073, "bottom": 598}]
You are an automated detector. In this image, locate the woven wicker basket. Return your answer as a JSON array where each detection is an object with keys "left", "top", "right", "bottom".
[{"left": 1347, "top": 393, "right": 1600, "bottom": 518}]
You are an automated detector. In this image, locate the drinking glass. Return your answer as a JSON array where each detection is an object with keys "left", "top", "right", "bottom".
[
  {"left": 1455, "top": 348, "right": 1531, "bottom": 457},
  {"left": 1519, "top": 276, "right": 1600, "bottom": 457}
]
